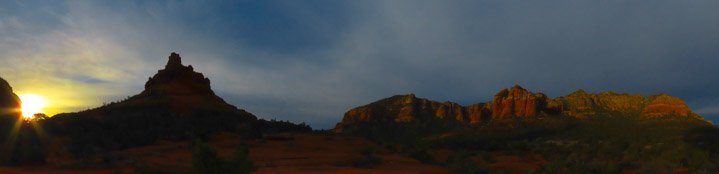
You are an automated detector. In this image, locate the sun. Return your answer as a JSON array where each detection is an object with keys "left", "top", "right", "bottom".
[{"left": 19, "top": 94, "right": 48, "bottom": 119}]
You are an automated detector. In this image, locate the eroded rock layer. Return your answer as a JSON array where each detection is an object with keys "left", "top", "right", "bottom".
[{"left": 335, "top": 85, "right": 706, "bottom": 132}]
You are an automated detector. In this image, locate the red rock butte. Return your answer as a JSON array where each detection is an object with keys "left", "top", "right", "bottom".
[{"left": 53, "top": 52, "right": 255, "bottom": 118}]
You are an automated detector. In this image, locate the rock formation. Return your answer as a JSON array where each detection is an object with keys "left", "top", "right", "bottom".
[
  {"left": 131, "top": 52, "right": 238, "bottom": 113},
  {"left": 334, "top": 85, "right": 707, "bottom": 133},
  {"left": 46, "top": 53, "right": 260, "bottom": 152},
  {"left": 551, "top": 91, "right": 700, "bottom": 119},
  {"left": 466, "top": 103, "right": 490, "bottom": 124},
  {"left": 491, "top": 85, "right": 548, "bottom": 119},
  {"left": 641, "top": 94, "right": 693, "bottom": 118},
  {"left": 334, "top": 94, "right": 487, "bottom": 133},
  {"left": 55, "top": 52, "right": 249, "bottom": 116},
  {"left": 143, "top": 52, "right": 213, "bottom": 96},
  {"left": 0, "top": 77, "right": 20, "bottom": 117}
]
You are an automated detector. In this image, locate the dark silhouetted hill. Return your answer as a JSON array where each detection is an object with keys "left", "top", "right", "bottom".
[{"left": 45, "top": 53, "right": 310, "bottom": 157}]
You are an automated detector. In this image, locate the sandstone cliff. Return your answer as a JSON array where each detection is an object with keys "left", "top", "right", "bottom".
[
  {"left": 335, "top": 85, "right": 706, "bottom": 133},
  {"left": 551, "top": 91, "right": 700, "bottom": 119},
  {"left": 491, "top": 85, "right": 548, "bottom": 119},
  {"left": 335, "top": 94, "right": 482, "bottom": 133}
]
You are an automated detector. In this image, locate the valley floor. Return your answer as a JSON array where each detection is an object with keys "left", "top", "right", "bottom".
[{"left": 0, "top": 133, "right": 450, "bottom": 174}]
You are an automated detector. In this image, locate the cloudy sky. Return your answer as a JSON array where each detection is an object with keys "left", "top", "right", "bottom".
[{"left": 1, "top": 1, "right": 718, "bottom": 129}]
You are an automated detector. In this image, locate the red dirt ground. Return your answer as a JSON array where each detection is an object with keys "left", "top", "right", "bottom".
[{"left": 0, "top": 133, "right": 451, "bottom": 174}]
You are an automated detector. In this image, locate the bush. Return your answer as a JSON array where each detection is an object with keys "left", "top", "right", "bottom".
[
  {"left": 227, "top": 144, "right": 255, "bottom": 174},
  {"left": 353, "top": 147, "right": 383, "bottom": 168},
  {"left": 446, "top": 151, "right": 487, "bottom": 174},
  {"left": 409, "top": 148, "right": 435, "bottom": 164},
  {"left": 190, "top": 140, "right": 255, "bottom": 174}
]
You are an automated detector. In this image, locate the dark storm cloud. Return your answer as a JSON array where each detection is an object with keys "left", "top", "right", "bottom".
[{"left": 1, "top": 1, "right": 718, "bottom": 128}]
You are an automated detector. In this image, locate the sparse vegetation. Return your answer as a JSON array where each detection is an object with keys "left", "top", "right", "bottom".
[
  {"left": 190, "top": 139, "right": 255, "bottom": 174},
  {"left": 352, "top": 147, "right": 383, "bottom": 168},
  {"left": 446, "top": 151, "right": 487, "bottom": 174},
  {"left": 343, "top": 115, "right": 719, "bottom": 172},
  {"left": 408, "top": 147, "right": 435, "bottom": 164}
]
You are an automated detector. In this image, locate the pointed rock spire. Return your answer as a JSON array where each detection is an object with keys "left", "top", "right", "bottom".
[
  {"left": 142, "top": 52, "right": 213, "bottom": 96},
  {"left": 165, "top": 52, "right": 183, "bottom": 70}
]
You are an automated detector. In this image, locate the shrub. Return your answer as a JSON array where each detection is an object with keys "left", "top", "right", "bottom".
[
  {"left": 408, "top": 148, "right": 435, "bottom": 164},
  {"left": 446, "top": 151, "right": 487, "bottom": 174},
  {"left": 190, "top": 140, "right": 255, "bottom": 174},
  {"left": 227, "top": 144, "right": 255, "bottom": 174},
  {"left": 353, "top": 147, "right": 383, "bottom": 168}
]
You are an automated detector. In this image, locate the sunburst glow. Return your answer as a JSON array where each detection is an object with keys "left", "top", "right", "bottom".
[{"left": 19, "top": 94, "right": 48, "bottom": 119}]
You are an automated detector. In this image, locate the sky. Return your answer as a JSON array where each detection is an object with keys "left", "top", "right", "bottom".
[{"left": 0, "top": 0, "right": 718, "bottom": 129}]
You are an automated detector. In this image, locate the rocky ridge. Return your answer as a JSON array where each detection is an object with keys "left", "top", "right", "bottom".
[{"left": 335, "top": 85, "right": 706, "bottom": 132}]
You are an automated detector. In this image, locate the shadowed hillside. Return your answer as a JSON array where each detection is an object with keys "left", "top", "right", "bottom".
[{"left": 43, "top": 53, "right": 311, "bottom": 158}]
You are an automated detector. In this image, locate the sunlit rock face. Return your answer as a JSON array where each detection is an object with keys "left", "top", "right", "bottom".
[
  {"left": 466, "top": 103, "right": 490, "bottom": 124},
  {"left": 0, "top": 77, "right": 20, "bottom": 117},
  {"left": 334, "top": 94, "right": 485, "bottom": 133},
  {"left": 337, "top": 94, "right": 450, "bottom": 124},
  {"left": 641, "top": 94, "right": 694, "bottom": 118},
  {"left": 490, "top": 85, "right": 548, "bottom": 119},
  {"left": 551, "top": 91, "right": 701, "bottom": 120},
  {"left": 335, "top": 85, "right": 710, "bottom": 134}
]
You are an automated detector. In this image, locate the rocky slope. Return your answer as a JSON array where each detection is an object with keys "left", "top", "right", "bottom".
[{"left": 335, "top": 85, "right": 707, "bottom": 133}]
